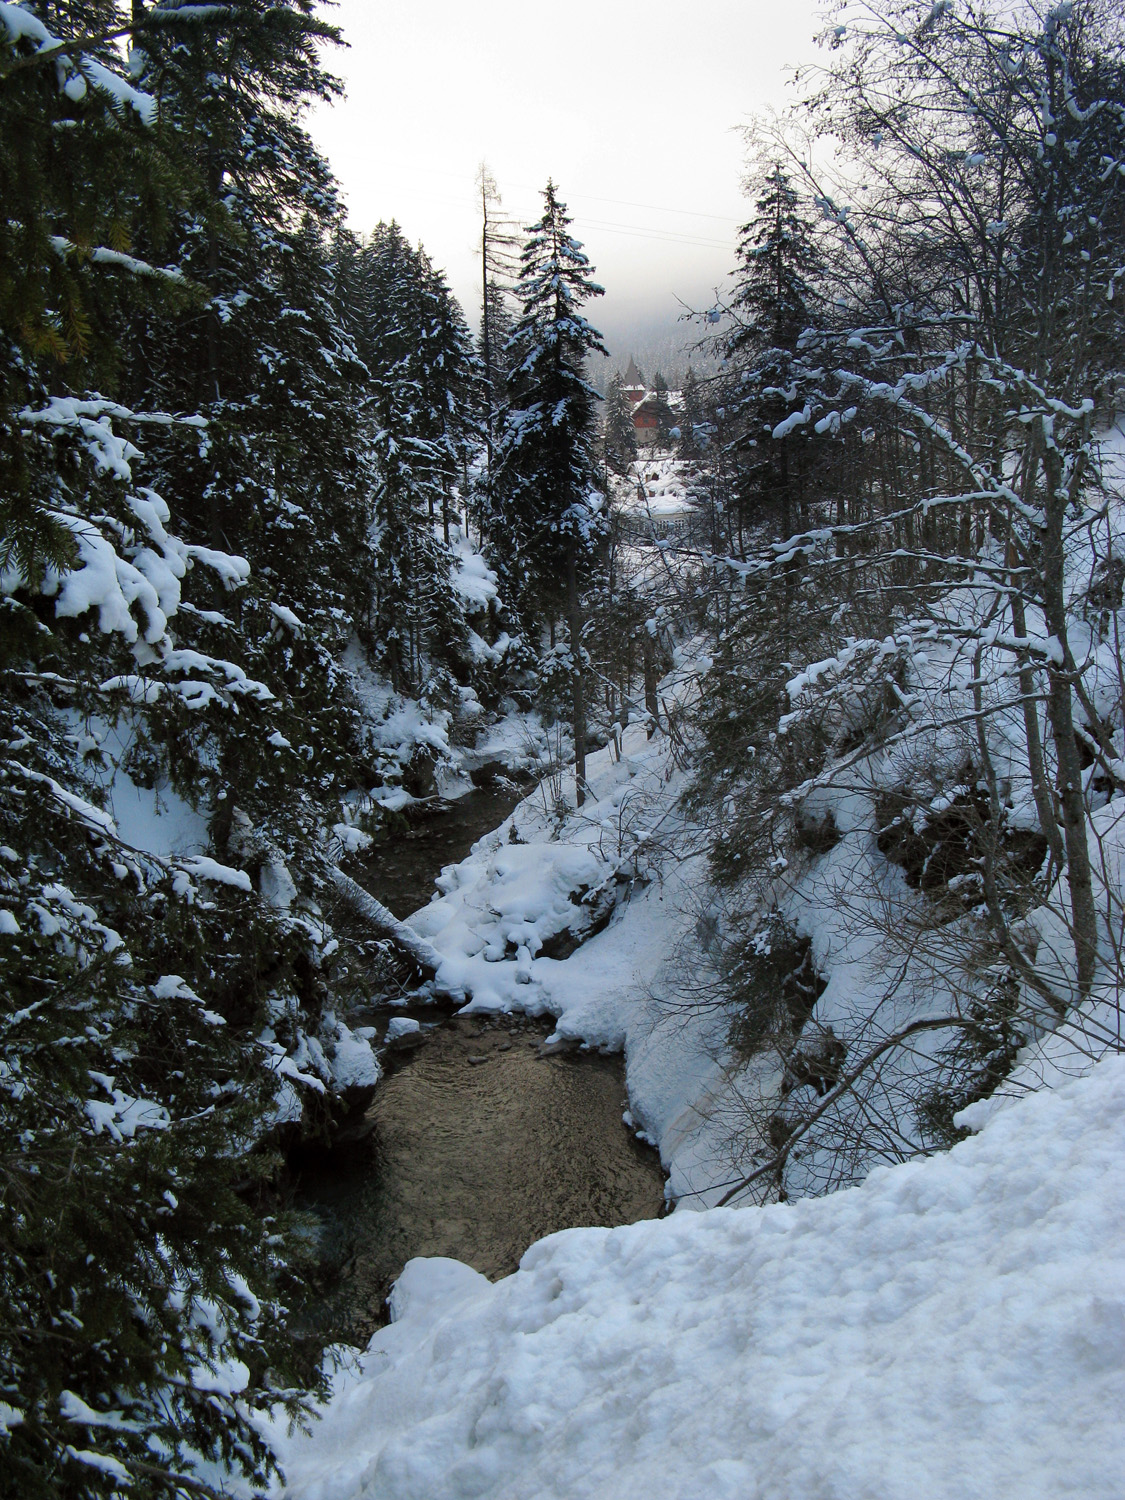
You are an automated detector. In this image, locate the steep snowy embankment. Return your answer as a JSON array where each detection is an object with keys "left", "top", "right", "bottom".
[
  {"left": 269, "top": 1054, "right": 1125, "bottom": 1500},
  {"left": 394, "top": 651, "right": 736, "bottom": 1203}
]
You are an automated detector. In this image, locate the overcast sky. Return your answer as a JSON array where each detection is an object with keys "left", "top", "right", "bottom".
[{"left": 308, "top": 1, "right": 828, "bottom": 355}]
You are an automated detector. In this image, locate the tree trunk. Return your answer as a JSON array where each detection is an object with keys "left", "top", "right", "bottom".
[
  {"left": 642, "top": 629, "right": 659, "bottom": 738},
  {"left": 1040, "top": 442, "right": 1097, "bottom": 1001},
  {"left": 330, "top": 869, "right": 447, "bottom": 982},
  {"left": 566, "top": 540, "right": 587, "bottom": 807}
]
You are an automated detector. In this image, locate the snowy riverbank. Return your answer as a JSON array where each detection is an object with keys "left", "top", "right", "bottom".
[
  {"left": 266, "top": 1050, "right": 1125, "bottom": 1500},
  {"left": 382, "top": 646, "right": 740, "bottom": 1207}
]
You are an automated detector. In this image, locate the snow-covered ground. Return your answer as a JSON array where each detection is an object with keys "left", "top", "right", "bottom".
[
  {"left": 267, "top": 1051, "right": 1125, "bottom": 1500},
  {"left": 615, "top": 455, "right": 696, "bottom": 521},
  {"left": 394, "top": 641, "right": 739, "bottom": 1205}
]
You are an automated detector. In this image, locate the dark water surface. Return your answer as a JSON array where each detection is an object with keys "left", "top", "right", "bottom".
[
  {"left": 294, "top": 1014, "right": 666, "bottom": 1344},
  {"left": 293, "top": 787, "right": 665, "bottom": 1346},
  {"left": 363, "top": 781, "right": 527, "bottom": 919}
]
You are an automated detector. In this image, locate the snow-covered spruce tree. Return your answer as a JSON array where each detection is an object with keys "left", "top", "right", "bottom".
[
  {"left": 677, "top": 365, "right": 705, "bottom": 460},
  {"left": 350, "top": 222, "right": 467, "bottom": 696},
  {"left": 651, "top": 371, "right": 674, "bottom": 447},
  {"left": 717, "top": 163, "right": 828, "bottom": 548},
  {"left": 413, "top": 247, "right": 482, "bottom": 549},
  {"left": 602, "top": 371, "right": 638, "bottom": 477},
  {"left": 0, "top": 8, "right": 387, "bottom": 1490},
  {"left": 493, "top": 181, "right": 608, "bottom": 803},
  {"left": 114, "top": 1, "right": 393, "bottom": 860}
]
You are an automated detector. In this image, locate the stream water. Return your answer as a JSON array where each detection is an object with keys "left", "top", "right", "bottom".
[
  {"left": 366, "top": 780, "right": 531, "bottom": 919},
  {"left": 292, "top": 787, "right": 666, "bottom": 1345}
]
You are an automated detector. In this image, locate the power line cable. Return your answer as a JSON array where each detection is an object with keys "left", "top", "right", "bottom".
[
  {"left": 357, "top": 186, "right": 736, "bottom": 254},
  {"left": 388, "top": 164, "right": 743, "bottom": 227}
]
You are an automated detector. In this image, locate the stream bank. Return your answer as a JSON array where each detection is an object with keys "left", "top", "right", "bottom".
[
  {"left": 294, "top": 784, "right": 666, "bottom": 1346},
  {"left": 365, "top": 779, "right": 530, "bottom": 919}
]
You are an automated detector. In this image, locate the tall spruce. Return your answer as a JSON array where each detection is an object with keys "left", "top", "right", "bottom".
[
  {"left": 678, "top": 365, "right": 704, "bottom": 458},
  {"left": 495, "top": 180, "right": 607, "bottom": 803},
  {"left": 652, "top": 371, "right": 674, "bottom": 446},
  {"left": 723, "top": 164, "right": 825, "bottom": 544},
  {"left": 603, "top": 371, "right": 639, "bottom": 476}
]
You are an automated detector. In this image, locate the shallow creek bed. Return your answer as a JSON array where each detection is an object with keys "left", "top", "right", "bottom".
[
  {"left": 291, "top": 1014, "right": 666, "bottom": 1345},
  {"left": 291, "top": 788, "right": 667, "bottom": 1346}
]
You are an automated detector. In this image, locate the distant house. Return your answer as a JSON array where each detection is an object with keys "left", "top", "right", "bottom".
[
  {"left": 622, "top": 357, "right": 646, "bottom": 407},
  {"left": 619, "top": 356, "right": 675, "bottom": 449}
]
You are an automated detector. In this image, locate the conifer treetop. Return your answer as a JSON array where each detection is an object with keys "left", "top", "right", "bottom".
[{"left": 507, "top": 179, "right": 607, "bottom": 391}]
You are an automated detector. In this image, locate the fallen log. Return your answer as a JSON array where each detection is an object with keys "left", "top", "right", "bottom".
[{"left": 329, "top": 867, "right": 448, "bottom": 982}]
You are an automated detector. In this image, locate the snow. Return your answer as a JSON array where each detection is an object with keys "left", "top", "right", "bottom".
[
  {"left": 329, "top": 1025, "right": 381, "bottom": 1091},
  {"left": 371, "top": 787, "right": 414, "bottom": 814},
  {"left": 459, "top": 709, "right": 553, "bottom": 780},
  {"left": 414, "top": 842, "right": 610, "bottom": 963},
  {"left": 65, "top": 1448, "right": 131, "bottom": 1484},
  {"left": 386, "top": 1256, "right": 489, "bottom": 1326},
  {"left": 617, "top": 455, "right": 696, "bottom": 521},
  {"left": 74, "top": 56, "right": 157, "bottom": 125},
  {"left": 109, "top": 771, "right": 208, "bottom": 858},
  {"left": 333, "top": 822, "right": 374, "bottom": 854},
  {"left": 85, "top": 1083, "right": 170, "bottom": 1142},
  {"left": 9, "top": 761, "right": 116, "bottom": 836},
  {"left": 0, "top": 2, "right": 48, "bottom": 43},
  {"left": 268, "top": 1054, "right": 1125, "bottom": 1500},
  {"left": 172, "top": 856, "right": 252, "bottom": 892},
  {"left": 260, "top": 856, "right": 297, "bottom": 911},
  {"left": 270, "top": 603, "right": 305, "bottom": 634},
  {"left": 451, "top": 534, "right": 500, "bottom": 611},
  {"left": 52, "top": 518, "right": 168, "bottom": 644},
  {"left": 384, "top": 1016, "right": 421, "bottom": 1043},
  {"left": 771, "top": 405, "right": 811, "bottom": 440}
]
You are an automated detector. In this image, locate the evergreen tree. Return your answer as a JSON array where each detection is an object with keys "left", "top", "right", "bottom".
[
  {"left": 494, "top": 180, "right": 608, "bottom": 803},
  {"left": 414, "top": 248, "right": 481, "bottom": 547},
  {"left": 723, "top": 164, "right": 825, "bottom": 542},
  {"left": 117, "top": 0, "right": 379, "bottom": 828},
  {"left": 353, "top": 222, "right": 481, "bottom": 695},
  {"left": 603, "top": 371, "right": 638, "bottom": 476},
  {"left": 678, "top": 365, "right": 704, "bottom": 458},
  {"left": 652, "top": 371, "right": 674, "bottom": 446}
]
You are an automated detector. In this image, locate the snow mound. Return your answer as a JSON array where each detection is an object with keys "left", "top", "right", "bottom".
[
  {"left": 413, "top": 842, "right": 610, "bottom": 962},
  {"left": 269, "top": 1055, "right": 1125, "bottom": 1500}
]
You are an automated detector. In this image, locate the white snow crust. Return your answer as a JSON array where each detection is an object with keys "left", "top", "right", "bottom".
[{"left": 269, "top": 1054, "right": 1125, "bottom": 1500}]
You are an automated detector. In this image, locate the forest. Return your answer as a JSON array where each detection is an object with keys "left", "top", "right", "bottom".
[{"left": 3, "top": 1, "right": 1125, "bottom": 1496}]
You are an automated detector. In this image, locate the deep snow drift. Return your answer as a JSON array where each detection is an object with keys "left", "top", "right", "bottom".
[{"left": 267, "top": 1053, "right": 1125, "bottom": 1500}]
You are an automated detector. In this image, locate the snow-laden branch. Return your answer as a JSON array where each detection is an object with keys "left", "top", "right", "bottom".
[{"left": 49, "top": 237, "right": 187, "bottom": 286}]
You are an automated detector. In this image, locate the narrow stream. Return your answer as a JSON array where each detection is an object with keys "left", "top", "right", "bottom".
[
  {"left": 363, "top": 780, "right": 531, "bottom": 919},
  {"left": 292, "top": 785, "right": 666, "bottom": 1346}
]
